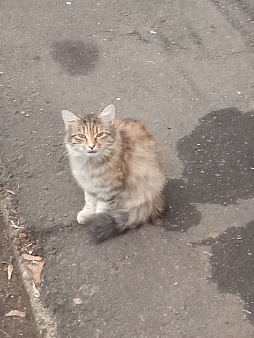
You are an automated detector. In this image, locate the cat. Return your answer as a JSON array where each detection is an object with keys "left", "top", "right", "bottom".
[{"left": 62, "top": 104, "right": 166, "bottom": 242}]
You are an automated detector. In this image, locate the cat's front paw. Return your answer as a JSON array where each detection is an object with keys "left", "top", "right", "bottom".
[{"left": 77, "top": 209, "right": 93, "bottom": 224}]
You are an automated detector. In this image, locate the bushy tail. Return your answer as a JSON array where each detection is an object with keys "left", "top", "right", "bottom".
[
  {"left": 84, "top": 196, "right": 164, "bottom": 243},
  {"left": 84, "top": 212, "right": 130, "bottom": 243}
]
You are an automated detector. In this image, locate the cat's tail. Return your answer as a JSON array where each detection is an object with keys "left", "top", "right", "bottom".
[
  {"left": 84, "top": 211, "right": 130, "bottom": 243},
  {"left": 84, "top": 196, "right": 165, "bottom": 243}
]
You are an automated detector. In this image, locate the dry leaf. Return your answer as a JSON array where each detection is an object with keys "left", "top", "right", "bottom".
[
  {"left": 28, "top": 261, "right": 44, "bottom": 285},
  {"left": 32, "top": 283, "right": 40, "bottom": 298},
  {"left": 7, "top": 265, "right": 13, "bottom": 281},
  {"left": 5, "top": 310, "right": 26, "bottom": 318},
  {"left": 19, "top": 233, "right": 27, "bottom": 239},
  {"left": 22, "top": 253, "right": 42, "bottom": 261}
]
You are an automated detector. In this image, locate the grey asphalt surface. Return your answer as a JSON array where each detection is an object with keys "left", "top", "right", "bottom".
[{"left": 1, "top": 0, "right": 254, "bottom": 337}]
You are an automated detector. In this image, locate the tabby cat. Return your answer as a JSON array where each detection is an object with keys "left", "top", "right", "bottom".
[{"left": 62, "top": 104, "right": 166, "bottom": 242}]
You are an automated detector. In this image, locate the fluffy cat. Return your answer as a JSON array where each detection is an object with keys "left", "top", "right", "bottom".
[{"left": 62, "top": 104, "right": 166, "bottom": 242}]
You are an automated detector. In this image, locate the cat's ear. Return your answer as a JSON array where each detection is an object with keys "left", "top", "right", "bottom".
[
  {"left": 98, "top": 104, "right": 115, "bottom": 123},
  {"left": 62, "top": 110, "right": 80, "bottom": 127}
]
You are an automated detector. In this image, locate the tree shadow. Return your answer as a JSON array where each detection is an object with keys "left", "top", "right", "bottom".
[
  {"left": 165, "top": 107, "right": 254, "bottom": 231},
  {"left": 197, "top": 220, "right": 254, "bottom": 323},
  {"left": 164, "top": 107, "right": 254, "bottom": 322}
]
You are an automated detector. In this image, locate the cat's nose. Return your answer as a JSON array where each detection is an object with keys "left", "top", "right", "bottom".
[{"left": 88, "top": 145, "right": 95, "bottom": 150}]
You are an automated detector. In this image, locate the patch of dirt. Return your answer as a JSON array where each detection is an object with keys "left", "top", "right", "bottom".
[{"left": 0, "top": 211, "right": 37, "bottom": 338}]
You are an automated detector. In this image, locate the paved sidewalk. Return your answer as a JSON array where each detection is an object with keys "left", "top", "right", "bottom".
[{"left": 1, "top": 0, "right": 254, "bottom": 337}]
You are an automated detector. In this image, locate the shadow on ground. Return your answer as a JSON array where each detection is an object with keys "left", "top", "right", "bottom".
[
  {"left": 165, "top": 107, "right": 254, "bottom": 322},
  {"left": 165, "top": 107, "right": 254, "bottom": 231},
  {"left": 198, "top": 220, "right": 254, "bottom": 323}
]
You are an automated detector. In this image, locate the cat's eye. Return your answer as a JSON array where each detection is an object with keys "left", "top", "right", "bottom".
[
  {"left": 73, "top": 134, "right": 86, "bottom": 141},
  {"left": 96, "top": 132, "right": 107, "bottom": 138}
]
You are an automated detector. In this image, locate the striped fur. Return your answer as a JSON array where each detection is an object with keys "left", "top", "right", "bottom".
[{"left": 62, "top": 105, "right": 166, "bottom": 242}]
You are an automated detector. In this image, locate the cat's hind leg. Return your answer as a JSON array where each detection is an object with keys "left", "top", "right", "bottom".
[{"left": 77, "top": 191, "right": 97, "bottom": 224}]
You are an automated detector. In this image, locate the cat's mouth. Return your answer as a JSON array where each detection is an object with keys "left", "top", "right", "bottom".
[{"left": 87, "top": 150, "right": 98, "bottom": 155}]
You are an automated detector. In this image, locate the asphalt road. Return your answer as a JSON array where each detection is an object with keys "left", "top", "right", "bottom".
[{"left": 1, "top": 0, "right": 254, "bottom": 337}]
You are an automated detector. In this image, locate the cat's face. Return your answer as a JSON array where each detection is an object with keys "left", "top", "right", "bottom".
[
  {"left": 62, "top": 105, "right": 116, "bottom": 157},
  {"left": 66, "top": 116, "right": 115, "bottom": 157}
]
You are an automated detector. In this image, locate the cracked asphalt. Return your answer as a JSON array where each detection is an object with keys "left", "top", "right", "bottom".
[{"left": 1, "top": 0, "right": 254, "bottom": 337}]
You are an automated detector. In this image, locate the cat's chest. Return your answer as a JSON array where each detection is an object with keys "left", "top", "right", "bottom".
[{"left": 71, "top": 160, "right": 110, "bottom": 190}]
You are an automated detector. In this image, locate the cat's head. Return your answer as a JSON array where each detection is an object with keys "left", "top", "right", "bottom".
[{"left": 62, "top": 104, "right": 116, "bottom": 157}]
